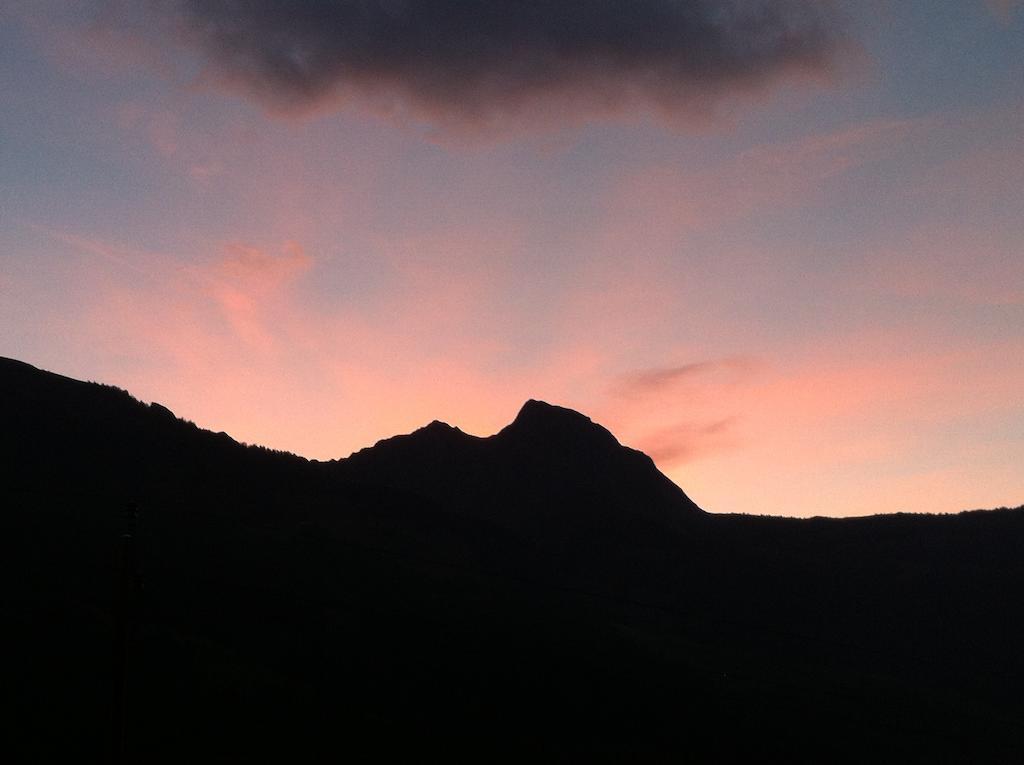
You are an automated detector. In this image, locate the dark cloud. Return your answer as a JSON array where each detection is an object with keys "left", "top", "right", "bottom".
[{"left": 161, "top": 0, "right": 844, "bottom": 124}]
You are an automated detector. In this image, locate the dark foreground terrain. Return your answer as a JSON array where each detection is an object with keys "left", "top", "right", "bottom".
[{"left": 2, "top": 356, "right": 1022, "bottom": 762}]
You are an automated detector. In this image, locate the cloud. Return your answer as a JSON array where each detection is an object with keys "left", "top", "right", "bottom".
[
  {"left": 117, "top": 103, "right": 181, "bottom": 156},
  {"left": 613, "top": 356, "right": 760, "bottom": 398},
  {"left": 603, "top": 117, "right": 920, "bottom": 246},
  {"left": 598, "top": 356, "right": 761, "bottom": 468},
  {"left": 161, "top": 0, "right": 844, "bottom": 126},
  {"left": 216, "top": 240, "right": 312, "bottom": 284},
  {"left": 636, "top": 417, "right": 738, "bottom": 465},
  {"left": 44, "top": 228, "right": 315, "bottom": 354},
  {"left": 200, "top": 241, "right": 314, "bottom": 351},
  {"left": 40, "top": 228, "right": 158, "bottom": 277}
]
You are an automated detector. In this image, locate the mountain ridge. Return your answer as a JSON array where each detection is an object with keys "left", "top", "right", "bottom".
[
  {"left": 4, "top": 354, "right": 1024, "bottom": 762},
  {"left": 330, "top": 393, "right": 703, "bottom": 532},
  {"left": 3, "top": 355, "right": 1017, "bottom": 521},
  {"left": 0, "top": 356, "right": 703, "bottom": 533}
]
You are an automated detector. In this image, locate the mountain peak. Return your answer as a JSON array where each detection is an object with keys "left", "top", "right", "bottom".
[
  {"left": 513, "top": 399, "right": 593, "bottom": 426},
  {"left": 503, "top": 399, "right": 620, "bottom": 450},
  {"left": 421, "top": 419, "right": 459, "bottom": 433},
  {"left": 362, "top": 418, "right": 468, "bottom": 454}
]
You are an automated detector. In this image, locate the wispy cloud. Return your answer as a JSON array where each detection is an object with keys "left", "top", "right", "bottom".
[
  {"left": 636, "top": 417, "right": 739, "bottom": 466},
  {"left": 32, "top": 225, "right": 164, "bottom": 279},
  {"left": 599, "top": 356, "right": 762, "bottom": 468},
  {"left": 203, "top": 241, "right": 314, "bottom": 352},
  {"left": 38, "top": 226, "right": 316, "bottom": 352},
  {"left": 113, "top": 99, "right": 235, "bottom": 184},
  {"left": 603, "top": 117, "right": 923, "bottom": 246},
  {"left": 613, "top": 356, "right": 761, "bottom": 398}
]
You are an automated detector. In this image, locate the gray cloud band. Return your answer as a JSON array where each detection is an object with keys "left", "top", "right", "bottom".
[{"left": 166, "top": 0, "right": 843, "bottom": 121}]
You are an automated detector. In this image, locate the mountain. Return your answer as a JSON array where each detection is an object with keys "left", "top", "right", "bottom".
[
  {"left": 3, "top": 356, "right": 1024, "bottom": 763},
  {"left": 333, "top": 398, "right": 702, "bottom": 536}
]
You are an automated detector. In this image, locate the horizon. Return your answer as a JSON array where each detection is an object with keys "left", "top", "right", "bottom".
[
  {"left": 4, "top": 352, "right": 1019, "bottom": 520},
  {"left": 2, "top": 1, "right": 1023, "bottom": 517}
]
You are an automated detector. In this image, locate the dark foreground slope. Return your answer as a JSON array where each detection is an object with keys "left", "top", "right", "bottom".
[{"left": 2, "top": 356, "right": 1023, "bottom": 763}]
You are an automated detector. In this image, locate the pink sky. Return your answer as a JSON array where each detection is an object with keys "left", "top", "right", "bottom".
[{"left": 2, "top": 1, "right": 1022, "bottom": 516}]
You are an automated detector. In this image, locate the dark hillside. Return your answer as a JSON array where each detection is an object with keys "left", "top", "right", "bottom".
[{"left": 2, "top": 357, "right": 1023, "bottom": 762}]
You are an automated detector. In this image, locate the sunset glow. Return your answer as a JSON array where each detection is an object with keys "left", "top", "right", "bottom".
[{"left": 2, "top": 1, "right": 1022, "bottom": 516}]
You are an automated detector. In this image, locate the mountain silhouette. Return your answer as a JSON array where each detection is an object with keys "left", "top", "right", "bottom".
[
  {"left": 334, "top": 398, "right": 702, "bottom": 538},
  {"left": 2, "top": 355, "right": 1024, "bottom": 763}
]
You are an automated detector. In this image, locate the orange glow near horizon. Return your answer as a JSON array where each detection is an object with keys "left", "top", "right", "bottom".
[
  {"left": 21, "top": 219, "right": 1021, "bottom": 517},
  {"left": 2, "top": 2, "right": 1022, "bottom": 517}
]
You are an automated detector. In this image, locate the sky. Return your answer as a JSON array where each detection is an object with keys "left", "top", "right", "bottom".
[{"left": 1, "top": 0, "right": 1022, "bottom": 517}]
